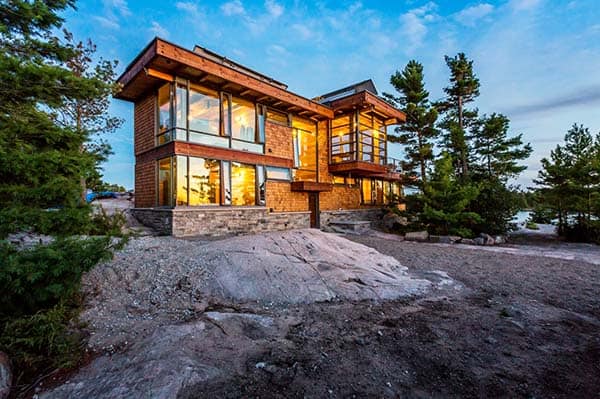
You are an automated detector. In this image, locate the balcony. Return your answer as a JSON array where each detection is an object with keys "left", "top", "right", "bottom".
[{"left": 329, "top": 130, "right": 403, "bottom": 180}]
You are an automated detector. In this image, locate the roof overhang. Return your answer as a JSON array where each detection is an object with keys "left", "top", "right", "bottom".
[
  {"left": 115, "top": 38, "right": 333, "bottom": 120},
  {"left": 328, "top": 91, "right": 406, "bottom": 124}
]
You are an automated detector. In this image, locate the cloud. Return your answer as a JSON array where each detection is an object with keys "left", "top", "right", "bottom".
[
  {"left": 454, "top": 3, "right": 494, "bottom": 26},
  {"left": 150, "top": 21, "right": 169, "bottom": 38},
  {"left": 176, "top": 1, "right": 198, "bottom": 13},
  {"left": 265, "top": 0, "right": 284, "bottom": 18},
  {"left": 502, "top": 85, "right": 600, "bottom": 117},
  {"left": 266, "top": 44, "right": 288, "bottom": 57},
  {"left": 93, "top": 15, "right": 120, "bottom": 30},
  {"left": 400, "top": 2, "right": 438, "bottom": 53},
  {"left": 221, "top": 0, "right": 245, "bottom": 16},
  {"left": 509, "top": 0, "right": 542, "bottom": 11},
  {"left": 103, "top": 0, "right": 131, "bottom": 17},
  {"left": 292, "top": 23, "right": 313, "bottom": 40}
]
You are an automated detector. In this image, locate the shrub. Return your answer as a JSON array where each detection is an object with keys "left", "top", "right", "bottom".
[
  {"left": 525, "top": 221, "right": 539, "bottom": 230},
  {"left": 0, "top": 237, "right": 113, "bottom": 317},
  {"left": 563, "top": 220, "right": 600, "bottom": 244},
  {"left": 89, "top": 207, "right": 127, "bottom": 237}
]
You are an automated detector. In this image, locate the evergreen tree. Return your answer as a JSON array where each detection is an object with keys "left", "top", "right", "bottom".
[
  {"left": 0, "top": 0, "right": 114, "bottom": 236},
  {"left": 53, "top": 31, "right": 124, "bottom": 201},
  {"left": 535, "top": 124, "right": 600, "bottom": 237},
  {"left": 421, "top": 152, "right": 480, "bottom": 236},
  {"left": 470, "top": 113, "right": 533, "bottom": 180},
  {"left": 384, "top": 60, "right": 438, "bottom": 186},
  {"left": 437, "top": 53, "right": 480, "bottom": 178}
]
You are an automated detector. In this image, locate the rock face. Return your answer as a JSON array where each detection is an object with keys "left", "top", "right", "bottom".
[
  {"left": 40, "top": 229, "right": 462, "bottom": 399},
  {"left": 79, "top": 229, "right": 435, "bottom": 351},
  {"left": 41, "top": 313, "right": 296, "bottom": 399},
  {"left": 404, "top": 231, "right": 429, "bottom": 242},
  {"left": 381, "top": 212, "right": 408, "bottom": 231},
  {"left": 0, "top": 352, "right": 11, "bottom": 399}
]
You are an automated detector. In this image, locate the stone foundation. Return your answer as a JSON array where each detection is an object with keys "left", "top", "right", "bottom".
[
  {"left": 132, "top": 207, "right": 310, "bottom": 237},
  {"left": 320, "top": 208, "right": 385, "bottom": 230}
]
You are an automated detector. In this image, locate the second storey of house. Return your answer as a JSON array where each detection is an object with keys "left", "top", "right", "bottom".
[{"left": 115, "top": 38, "right": 406, "bottom": 212}]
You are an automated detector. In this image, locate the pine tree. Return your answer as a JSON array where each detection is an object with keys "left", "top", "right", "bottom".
[
  {"left": 437, "top": 53, "right": 480, "bottom": 178},
  {"left": 470, "top": 113, "right": 533, "bottom": 180},
  {"left": 384, "top": 60, "right": 438, "bottom": 187},
  {"left": 53, "top": 31, "right": 124, "bottom": 201},
  {"left": 0, "top": 0, "right": 114, "bottom": 236},
  {"left": 534, "top": 124, "right": 600, "bottom": 237},
  {"left": 421, "top": 152, "right": 480, "bottom": 236}
]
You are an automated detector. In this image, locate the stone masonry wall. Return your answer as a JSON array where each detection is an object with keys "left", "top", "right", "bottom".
[
  {"left": 320, "top": 208, "right": 385, "bottom": 228},
  {"left": 132, "top": 207, "right": 310, "bottom": 237}
]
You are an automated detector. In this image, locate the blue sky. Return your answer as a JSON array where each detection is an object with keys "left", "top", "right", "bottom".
[{"left": 62, "top": 0, "right": 600, "bottom": 189}]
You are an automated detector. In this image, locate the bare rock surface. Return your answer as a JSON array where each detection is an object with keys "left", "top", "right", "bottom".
[
  {"left": 41, "top": 230, "right": 461, "bottom": 399},
  {"left": 80, "top": 229, "right": 450, "bottom": 350}
]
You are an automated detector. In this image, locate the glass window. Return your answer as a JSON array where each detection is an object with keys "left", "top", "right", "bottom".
[
  {"left": 158, "top": 83, "right": 171, "bottom": 134},
  {"left": 189, "top": 84, "right": 220, "bottom": 135},
  {"left": 175, "top": 83, "right": 187, "bottom": 141},
  {"left": 231, "top": 162, "right": 256, "bottom": 206},
  {"left": 257, "top": 105, "right": 266, "bottom": 143},
  {"left": 332, "top": 176, "right": 345, "bottom": 185},
  {"left": 266, "top": 166, "right": 291, "bottom": 181},
  {"left": 175, "top": 156, "right": 188, "bottom": 206},
  {"left": 375, "top": 180, "right": 384, "bottom": 204},
  {"left": 222, "top": 161, "right": 232, "bottom": 205},
  {"left": 257, "top": 165, "right": 265, "bottom": 206},
  {"left": 231, "top": 97, "right": 256, "bottom": 142},
  {"left": 188, "top": 157, "right": 221, "bottom": 205},
  {"left": 158, "top": 157, "right": 172, "bottom": 206},
  {"left": 361, "top": 178, "right": 372, "bottom": 204},
  {"left": 331, "top": 114, "right": 355, "bottom": 162},
  {"left": 266, "top": 109, "right": 289, "bottom": 126},
  {"left": 292, "top": 117, "right": 317, "bottom": 182}
]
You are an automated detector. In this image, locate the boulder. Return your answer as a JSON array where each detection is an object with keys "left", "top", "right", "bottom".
[
  {"left": 473, "top": 237, "right": 485, "bottom": 246},
  {"left": 479, "top": 233, "right": 495, "bottom": 246},
  {"left": 494, "top": 235, "right": 507, "bottom": 245},
  {"left": 381, "top": 212, "right": 408, "bottom": 231},
  {"left": 461, "top": 238, "right": 476, "bottom": 245},
  {"left": 436, "top": 235, "right": 462, "bottom": 244},
  {"left": 0, "top": 352, "right": 11, "bottom": 399},
  {"left": 404, "top": 231, "right": 429, "bottom": 242},
  {"left": 428, "top": 235, "right": 441, "bottom": 243}
]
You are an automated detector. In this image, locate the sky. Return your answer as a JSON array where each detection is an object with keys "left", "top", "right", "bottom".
[{"left": 62, "top": 0, "right": 600, "bottom": 190}]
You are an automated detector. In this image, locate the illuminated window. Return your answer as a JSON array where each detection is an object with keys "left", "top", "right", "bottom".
[
  {"left": 188, "top": 157, "right": 220, "bottom": 205},
  {"left": 292, "top": 117, "right": 317, "bottom": 182},
  {"left": 174, "top": 83, "right": 187, "bottom": 140},
  {"left": 175, "top": 156, "right": 188, "bottom": 206},
  {"left": 331, "top": 114, "right": 355, "bottom": 163},
  {"left": 375, "top": 179, "right": 384, "bottom": 204},
  {"left": 266, "top": 109, "right": 289, "bottom": 126},
  {"left": 231, "top": 162, "right": 256, "bottom": 206},
  {"left": 332, "top": 176, "right": 345, "bottom": 185},
  {"left": 189, "top": 85, "right": 219, "bottom": 135},
  {"left": 157, "top": 84, "right": 171, "bottom": 144},
  {"left": 158, "top": 158, "right": 172, "bottom": 206},
  {"left": 361, "top": 178, "right": 373, "bottom": 204}
]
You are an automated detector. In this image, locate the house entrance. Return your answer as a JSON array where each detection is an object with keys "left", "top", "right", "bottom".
[{"left": 308, "top": 192, "right": 320, "bottom": 228}]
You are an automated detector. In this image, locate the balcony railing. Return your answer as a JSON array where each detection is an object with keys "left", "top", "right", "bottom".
[{"left": 330, "top": 129, "right": 403, "bottom": 174}]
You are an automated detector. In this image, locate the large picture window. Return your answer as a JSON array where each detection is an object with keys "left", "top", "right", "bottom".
[
  {"left": 292, "top": 117, "right": 317, "bottom": 182},
  {"left": 157, "top": 156, "right": 265, "bottom": 207},
  {"left": 360, "top": 178, "right": 400, "bottom": 205},
  {"left": 155, "top": 79, "right": 263, "bottom": 153}
]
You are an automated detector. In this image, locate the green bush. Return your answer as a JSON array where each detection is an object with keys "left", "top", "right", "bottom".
[
  {"left": 525, "top": 221, "right": 539, "bottom": 230},
  {"left": 0, "top": 237, "right": 113, "bottom": 317},
  {"left": 563, "top": 220, "right": 600, "bottom": 244},
  {"left": 0, "top": 206, "right": 93, "bottom": 239},
  {"left": 89, "top": 207, "right": 128, "bottom": 237},
  {"left": 0, "top": 303, "right": 85, "bottom": 384}
]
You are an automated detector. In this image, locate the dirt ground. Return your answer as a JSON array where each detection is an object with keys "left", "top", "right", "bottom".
[{"left": 185, "top": 235, "right": 600, "bottom": 399}]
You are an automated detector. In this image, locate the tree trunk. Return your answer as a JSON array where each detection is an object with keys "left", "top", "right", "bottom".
[
  {"left": 418, "top": 131, "right": 427, "bottom": 186},
  {"left": 458, "top": 95, "right": 468, "bottom": 178}
]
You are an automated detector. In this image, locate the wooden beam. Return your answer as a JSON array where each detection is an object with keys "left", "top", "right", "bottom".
[
  {"left": 145, "top": 67, "right": 174, "bottom": 82},
  {"left": 273, "top": 101, "right": 284, "bottom": 107},
  {"left": 240, "top": 89, "right": 253, "bottom": 96},
  {"left": 257, "top": 95, "right": 270, "bottom": 102},
  {"left": 155, "top": 39, "right": 333, "bottom": 118}
]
